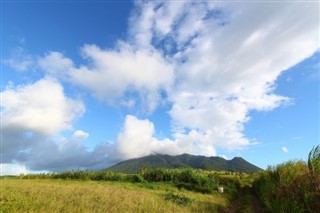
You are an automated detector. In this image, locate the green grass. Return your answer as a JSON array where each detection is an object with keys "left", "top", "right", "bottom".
[{"left": 0, "top": 179, "right": 227, "bottom": 213}]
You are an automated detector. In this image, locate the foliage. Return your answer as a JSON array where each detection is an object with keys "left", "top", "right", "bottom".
[
  {"left": 141, "top": 168, "right": 219, "bottom": 193},
  {"left": 164, "top": 192, "right": 192, "bottom": 206},
  {"left": 308, "top": 145, "right": 320, "bottom": 173},
  {"left": 253, "top": 145, "right": 320, "bottom": 213},
  {"left": 19, "top": 168, "right": 224, "bottom": 194}
]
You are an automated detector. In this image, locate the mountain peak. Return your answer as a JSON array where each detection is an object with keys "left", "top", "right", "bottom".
[
  {"left": 107, "top": 154, "right": 262, "bottom": 173},
  {"left": 230, "top": 156, "right": 245, "bottom": 161}
]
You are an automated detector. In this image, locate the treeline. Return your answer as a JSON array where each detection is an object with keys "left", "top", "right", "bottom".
[
  {"left": 253, "top": 145, "right": 320, "bottom": 213},
  {"left": 19, "top": 168, "right": 239, "bottom": 195}
]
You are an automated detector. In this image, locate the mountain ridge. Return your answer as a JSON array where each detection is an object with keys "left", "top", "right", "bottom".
[{"left": 107, "top": 153, "right": 262, "bottom": 173}]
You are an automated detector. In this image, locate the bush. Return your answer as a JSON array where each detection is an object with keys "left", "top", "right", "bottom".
[
  {"left": 140, "top": 168, "right": 218, "bottom": 194},
  {"left": 127, "top": 174, "right": 145, "bottom": 183},
  {"left": 164, "top": 192, "right": 192, "bottom": 206}
]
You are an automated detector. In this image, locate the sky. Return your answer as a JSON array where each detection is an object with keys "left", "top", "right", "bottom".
[{"left": 1, "top": 0, "right": 319, "bottom": 175}]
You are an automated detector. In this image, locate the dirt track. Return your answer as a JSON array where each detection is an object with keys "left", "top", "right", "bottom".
[{"left": 224, "top": 187, "right": 264, "bottom": 213}]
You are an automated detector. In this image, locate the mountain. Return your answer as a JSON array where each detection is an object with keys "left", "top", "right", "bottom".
[{"left": 107, "top": 153, "right": 262, "bottom": 173}]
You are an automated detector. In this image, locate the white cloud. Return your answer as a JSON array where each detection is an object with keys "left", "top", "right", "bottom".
[
  {"left": 1, "top": 78, "right": 84, "bottom": 135},
  {"left": 35, "top": 1, "right": 318, "bottom": 156},
  {"left": 39, "top": 43, "right": 174, "bottom": 113},
  {"left": 131, "top": 1, "right": 318, "bottom": 151},
  {"left": 38, "top": 52, "right": 74, "bottom": 79},
  {"left": 4, "top": 1, "right": 319, "bottom": 172},
  {"left": 0, "top": 163, "right": 30, "bottom": 176},
  {"left": 74, "top": 44, "right": 174, "bottom": 110},
  {"left": 72, "top": 130, "right": 89, "bottom": 140},
  {"left": 113, "top": 115, "right": 216, "bottom": 161},
  {"left": 0, "top": 78, "right": 110, "bottom": 172},
  {"left": 114, "top": 115, "right": 175, "bottom": 160},
  {"left": 282, "top": 147, "right": 289, "bottom": 153}
]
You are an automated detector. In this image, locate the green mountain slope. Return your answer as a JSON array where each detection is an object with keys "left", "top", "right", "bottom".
[{"left": 107, "top": 154, "right": 262, "bottom": 173}]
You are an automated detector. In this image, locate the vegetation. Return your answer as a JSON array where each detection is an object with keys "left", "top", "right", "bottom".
[
  {"left": 164, "top": 192, "right": 192, "bottom": 206},
  {"left": 0, "top": 179, "right": 227, "bottom": 213},
  {"left": 17, "top": 168, "right": 238, "bottom": 195},
  {"left": 308, "top": 145, "right": 320, "bottom": 173},
  {"left": 4, "top": 146, "right": 318, "bottom": 212},
  {"left": 141, "top": 168, "right": 219, "bottom": 193},
  {"left": 1, "top": 168, "right": 246, "bottom": 212},
  {"left": 253, "top": 145, "right": 320, "bottom": 213},
  {"left": 108, "top": 153, "right": 262, "bottom": 173}
]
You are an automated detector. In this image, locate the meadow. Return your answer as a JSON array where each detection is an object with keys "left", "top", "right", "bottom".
[
  {"left": 1, "top": 178, "right": 227, "bottom": 213},
  {"left": 1, "top": 145, "right": 318, "bottom": 213},
  {"left": 1, "top": 168, "right": 245, "bottom": 212}
]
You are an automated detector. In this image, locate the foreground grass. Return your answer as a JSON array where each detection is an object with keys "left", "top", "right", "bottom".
[
  {"left": 0, "top": 179, "right": 227, "bottom": 213},
  {"left": 253, "top": 145, "right": 320, "bottom": 213}
]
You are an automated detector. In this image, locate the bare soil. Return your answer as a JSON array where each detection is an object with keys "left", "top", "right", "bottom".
[{"left": 224, "top": 187, "right": 264, "bottom": 213}]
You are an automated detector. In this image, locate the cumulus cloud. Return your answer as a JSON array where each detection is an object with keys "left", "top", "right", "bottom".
[
  {"left": 1, "top": 78, "right": 84, "bottom": 135},
  {"left": 34, "top": 1, "right": 318, "bottom": 156},
  {"left": 126, "top": 1, "right": 318, "bottom": 151},
  {"left": 3, "top": 1, "right": 319, "bottom": 172},
  {"left": 38, "top": 52, "right": 74, "bottom": 80},
  {"left": 2, "top": 131, "right": 110, "bottom": 171},
  {"left": 1, "top": 79, "right": 111, "bottom": 171},
  {"left": 39, "top": 43, "right": 174, "bottom": 113},
  {"left": 24, "top": 138, "right": 110, "bottom": 171},
  {"left": 113, "top": 115, "right": 177, "bottom": 160},
  {"left": 113, "top": 115, "right": 216, "bottom": 161}
]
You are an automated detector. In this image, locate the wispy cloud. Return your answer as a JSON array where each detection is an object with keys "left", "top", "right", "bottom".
[
  {"left": 3, "top": 47, "right": 34, "bottom": 71},
  {"left": 72, "top": 130, "right": 89, "bottom": 140},
  {"left": 293, "top": 136, "right": 303, "bottom": 140},
  {"left": 282, "top": 147, "right": 289, "bottom": 153}
]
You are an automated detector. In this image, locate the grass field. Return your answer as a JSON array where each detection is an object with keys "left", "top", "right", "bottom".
[{"left": 0, "top": 179, "right": 227, "bottom": 213}]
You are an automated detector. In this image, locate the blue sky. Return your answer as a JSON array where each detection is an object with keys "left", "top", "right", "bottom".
[{"left": 1, "top": 1, "right": 319, "bottom": 175}]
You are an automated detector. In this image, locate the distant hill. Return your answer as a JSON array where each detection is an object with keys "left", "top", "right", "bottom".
[{"left": 107, "top": 153, "right": 262, "bottom": 173}]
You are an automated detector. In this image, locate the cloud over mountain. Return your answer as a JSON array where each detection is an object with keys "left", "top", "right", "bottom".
[{"left": 2, "top": 1, "right": 319, "bottom": 172}]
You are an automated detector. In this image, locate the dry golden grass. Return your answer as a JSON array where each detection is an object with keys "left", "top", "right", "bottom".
[{"left": 1, "top": 179, "right": 227, "bottom": 213}]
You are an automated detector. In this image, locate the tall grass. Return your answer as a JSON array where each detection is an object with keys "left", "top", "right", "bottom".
[
  {"left": 253, "top": 145, "right": 320, "bottom": 213},
  {"left": 0, "top": 179, "right": 227, "bottom": 213}
]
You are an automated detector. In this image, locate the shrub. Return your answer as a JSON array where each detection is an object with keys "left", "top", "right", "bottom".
[
  {"left": 140, "top": 168, "right": 218, "bottom": 194},
  {"left": 164, "top": 192, "right": 192, "bottom": 206},
  {"left": 127, "top": 174, "right": 145, "bottom": 183}
]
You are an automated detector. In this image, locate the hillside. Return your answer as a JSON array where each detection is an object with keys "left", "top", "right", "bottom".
[{"left": 107, "top": 154, "right": 262, "bottom": 173}]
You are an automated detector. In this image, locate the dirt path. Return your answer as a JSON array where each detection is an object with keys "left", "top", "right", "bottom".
[
  {"left": 224, "top": 187, "right": 264, "bottom": 213},
  {"left": 223, "top": 190, "right": 243, "bottom": 213},
  {"left": 251, "top": 191, "right": 264, "bottom": 213}
]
